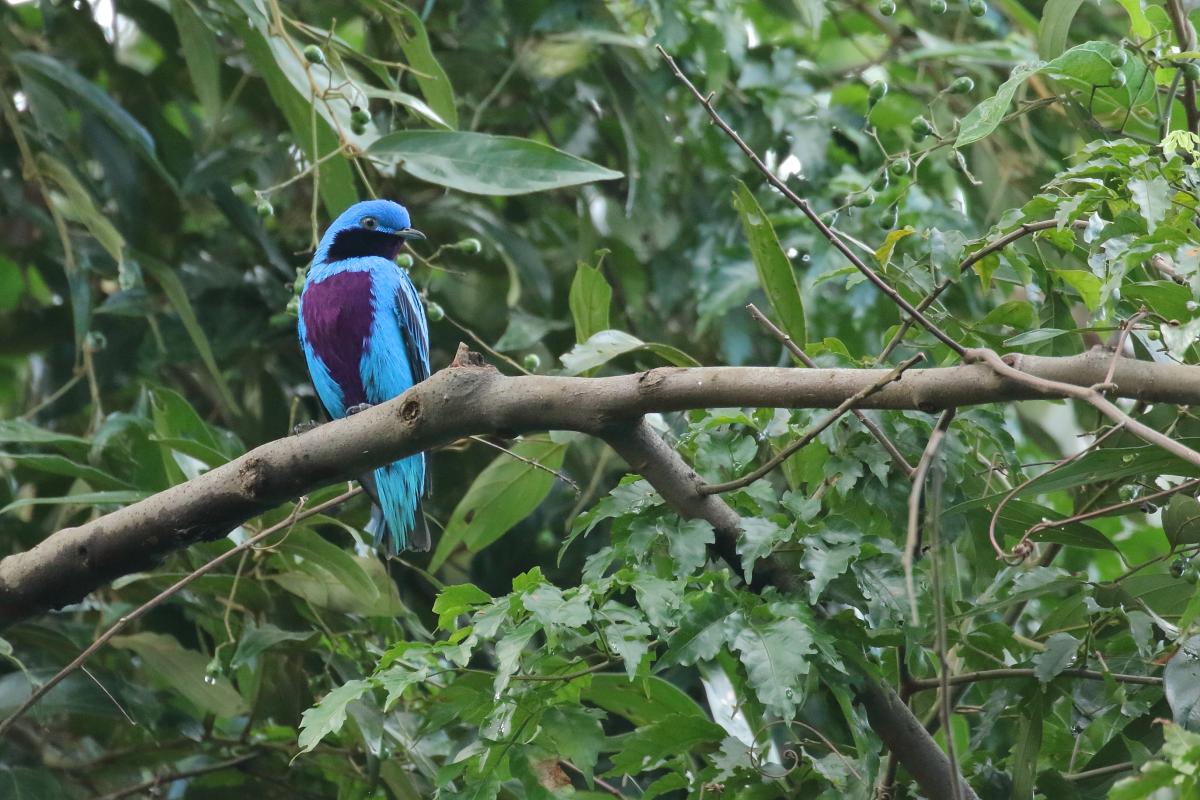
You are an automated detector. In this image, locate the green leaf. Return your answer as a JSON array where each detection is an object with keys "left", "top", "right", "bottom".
[
  {"left": 560, "top": 329, "right": 699, "bottom": 375},
  {"left": 736, "top": 517, "right": 790, "bottom": 581},
  {"left": 278, "top": 528, "right": 381, "bottom": 605},
  {"left": 1167, "top": 637, "right": 1200, "bottom": 731},
  {"left": 1053, "top": 269, "right": 1102, "bottom": 311},
  {"left": 141, "top": 260, "right": 239, "bottom": 417},
  {"left": 569, "top": 259, "right": 612, "bottom": 344},
  {"left": 1037, "top": 0, "right": 1085, "bottom": 58},
  {"left": 370, "top": 131, "right": 622, "bottom": 196},
  {"left": 1010, "top": 690, "right": 1044, "bottom": 799},
  {"left": 607, "top": 713, "right": 726, "bottom": 773},
  {"left": 430, "top": 436, "right": 568, "bottom": 571},
  {"left": 230, "top": 622, "right": 313, "bottom": 669},
  {"left": 169, "top": 0, "right": 222, "bottom": 121},
  {"left": 36, "top": 154, "right": 124, "bottom": 268},
  {"left": 0, "top": 452, "right": 131, "bottom": 490},
  {"left": 583, "top": 674, "right": 711, "bottom": 725},
  {"left": 1124, "top": 282, "right": 1194, "bottom": 323},
  {"left": 874, "top": 226, "right": 915, "bottom": 265},
  {"left": 732, "top": 181, "right": 806, "bottom": 347},
  {"left": 1003, "top": 327, "right": 1072, "bottom": 347},
  {"left": 666, "top": 518, "right": 715, "bottom": 575},
  {"left": 956, "top": 62, "right": 1043, "bottom": 147},
  {"left": 110, "top": 632, "right": 246, "bottom": 718},
  {"left": 539, "top": 707, "right": 605, "bottom": 784},
  {"left": 1033, "top": 632, "right": 1080, "bottom": 682},
  {"left": 732, "top": 617, "right": 814, "bottom": 718},
  {"left": 523, "top": 584, "right": 591, "bottom": 628},
  {"left": 0, "top": 420, "right": 88, "bottom": 450},
  {"left": 0, "top": 767, "right": 65, "bottom": 800},
  {"left": 1165, "top": 494, "right": 1200, "bottom": 549},
  {"left": 1130, "top": 176, "right": 1172, "bottom": 234},
  {"left": 433, "top": 583, "right": 493, "bottom": 630},
  {"left": 297, "top": 679, "right": 373, "bottom": 753},
  {"left": 382, "top": 3, "right": 459, "bottom": 129}
]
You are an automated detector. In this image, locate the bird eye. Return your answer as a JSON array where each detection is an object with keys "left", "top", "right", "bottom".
[{"left": 361, "top": 216, "right": 378, "bottom": 230}]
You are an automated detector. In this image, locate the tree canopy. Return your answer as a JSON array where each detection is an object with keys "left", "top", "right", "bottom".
[{"left": 6, "top": 0, "right": 1200, "bottom": 798}]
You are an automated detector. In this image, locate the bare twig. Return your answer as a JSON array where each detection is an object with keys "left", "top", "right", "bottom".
[
  {"left": 700, "top": 354, "right": 925, "bottom": 494},
  {"left": 0, "top": 489, "right": 359, "bottom": 738},
  {"left": 966, "top": 348, "right": 1200, "bottom": 469},
  {"left": 657, "top": 46, "right": 965, "bottom": 356},
  {"left": 987, "top": 424, "right": 1125, "bottom": 562},
  {"left": 904, "top": 409, "right": 955, "bottom": 624},
  {"left": 92, "top": 753, "right": 261, "bottom": 800},
  {"left": 1028, "top": 477, "right": 1200, "bottom": 538},
  {"left": 905, "top": 667, "right": 1161, "bottom": 691},
  {"left": 1167, "top": 0, "right": 1200, "bottom": 134},
  {"left": 1102, "top": 312, "right": 1149, "bottom": 390},
  {"left": 747, "top": 303, "right": 916, "bottom": 477},
  {"left": 1063, "top": 761, "right": 1135, "bottom": 782},
  {"left": 469, "top": 435, "right": 580, "bottom": 493}
]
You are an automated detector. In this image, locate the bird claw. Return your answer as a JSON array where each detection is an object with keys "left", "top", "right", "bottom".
[
  {"left": 346, "top": 403, "right": 374, "bottom": 416},
  {"left": 292, "top": 420, "right": 320, "bottom": 435}
]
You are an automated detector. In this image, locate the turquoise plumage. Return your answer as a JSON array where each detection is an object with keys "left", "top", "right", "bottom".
[{"left": 297, "top": 200, "right": 431, "bottom": 552}]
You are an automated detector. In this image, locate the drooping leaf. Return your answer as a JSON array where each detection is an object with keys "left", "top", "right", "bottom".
[
  {"left": 732, "top": 617, "right": 814, "bottom": 718},
  {"left": 1033, "top": 632, "right": 1080, "bottom": 682},
  {"left": 297, "top": 679, "right": 373, "bottom": 753},
  {"left": 168, "top": 0, "right": 222, "bottom": 121},
  {"left": 370, "top": 131, "right": 622, "bottom": 196},
  {"left": 110, "top": 632, "right": 247, "bottom": 718},
  {"left": 381, "top": 2, "right": 459, "bottom": 129},
  {"left": 732, "top": 181, "right": 806, "bottom": 347},
  {"left": 560, "top": 329, "right": 699, "bottom": 375},
  {"left": 569, "top": 259, "right": 612, "bottom": 344}
]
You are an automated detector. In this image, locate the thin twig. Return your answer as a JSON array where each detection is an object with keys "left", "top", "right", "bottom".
[
  {"left": 966, "top": 348, "right": 1200, "bottom": 469},
  {"left": 1029, "top": 477, "right": 1200, "bottom": 538},
  {"left": 700, "top": 354, "right": 926, "bottom": 494},
  {"left": 91, "top": 753, "right": 261, "bottom": 800},
  {"left": 905, "top": 667, "right": 1161, "bottom": 691},
  {"left": 559, "top": 759, "right": 625, "bottom": 797},
  {"left": 0, "top": 488, "right": 361, "bottom": 739},
  {"left": 1102, "top": 311, "right": 1148, "bottom": 390},
  {"left": 747, "top": 303, "right": 916, "bottom": 478},
  {"left": 657, "top": 46, "right": 965, "bottom": 356},
  {"left": 469, "top": 435, "right": 580, "bottom": 493},
  {"left": 1063, "top": 761, "right": 1135, "bottom": 782},
  {"left": 441, "top": 310, "right": 532, "bottom": 375},
  {"left": 1167, "top": 0, "right": 1200, "bottom": 134},
  {"left": 987, "top": 424, "right": 1125, "bottom": 562},
  {"left": 904, "top": 409, "right": 955, "bottom": 625}
]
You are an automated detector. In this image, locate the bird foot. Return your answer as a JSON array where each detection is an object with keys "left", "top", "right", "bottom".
[
  {"left": 346, "top": 403, "right": 374, "bottom": 416},
  {"left": 292, "top": 420, "right": 320, "bottom": 435}
]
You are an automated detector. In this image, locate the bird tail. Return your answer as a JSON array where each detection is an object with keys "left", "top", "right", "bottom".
[{"left": 359, "top": 455, "right": 429, "bottom": 554}]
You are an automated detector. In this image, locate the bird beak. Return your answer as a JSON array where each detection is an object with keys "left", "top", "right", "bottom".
[{"left": 397, "top": 228, "right": 425, "bottom": 241}]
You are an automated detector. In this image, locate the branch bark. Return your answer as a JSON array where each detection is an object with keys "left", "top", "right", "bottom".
[{"left": 4, "top": 348, "right": 1199, "bottom": 624}]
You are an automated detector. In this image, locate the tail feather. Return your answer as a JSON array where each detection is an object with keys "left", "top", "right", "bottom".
[{"left": 359, "top": 454, "right": 428, "bottom": 554}]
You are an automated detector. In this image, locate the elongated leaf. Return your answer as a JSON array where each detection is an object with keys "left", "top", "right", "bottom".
[
  {"left": 278, "top": 528, "right": 380, "bottom": 605},
  {"left": 1034, "top": 632, "right": 1080, "bottom": 682},
  {"left": 36, "top": 155, "right": 124, "bottom": 268},
  {"left": 12, "top": 53, "right": 175, "bottom": 188},
  {"left": 141, "top": 260, "right": 239, "bottom": 416},
  {"left": 0, "top": 453, "right": 131, "bottom": 490},
  {"left": 608, "top": 714, "right": 726, "bottom": 773},
  {"left": 560, "top": 329, "right": 699, "bottom": 375},
  {"left": 732, "top": 181, "right": 806, "bottom": 347},
  {"left": 569, "top": 260, "right": 612, "bottom": 344},
  {"left": 0, "top": 420, "right": 88, "bottom": 450},
  {"left": 381, "top": 3, "right": 459, "bottom": 129},
  {"left": 169, "top": 0, "right": 222, "bottom": 121},
  {"left": 370, "top": 131, "right": 622, "bottom": 196},
  {"left": 1010, "top": 690, "right": 1044, "bottom": 799},
  {"left": 0, "top": 767, "right": 64, "bottom": 800},
  {"left": 1037, "top": 0, "right": 1085, "bottom": 58},
  {"left": 583, "top": 674, "right": 710, "bottom": 725},
  {"left": 110, "top": 632, "right": 246, "bottom": 717},
  {"left": 429, "top": 436, "right": 568, "bottom": 571},
  {"left": 956, "top": 62, "right": 1043, "bottom": 147},
  {"left": 1, "top": 490, "right": 147, "bottom": 515}
]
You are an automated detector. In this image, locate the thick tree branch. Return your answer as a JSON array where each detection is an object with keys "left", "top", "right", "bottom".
[{"left": 3, "top": 348, "right": 1198, "bottom": 625}]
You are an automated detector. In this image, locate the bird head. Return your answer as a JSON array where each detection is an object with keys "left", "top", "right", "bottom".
[{"left": 314, "top": 199, "right": 425, "bottom": 265}]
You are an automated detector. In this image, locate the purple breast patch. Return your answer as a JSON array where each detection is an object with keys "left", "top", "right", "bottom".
[{"left": 302, "top": 270, "right": 375, "bottom": 410}]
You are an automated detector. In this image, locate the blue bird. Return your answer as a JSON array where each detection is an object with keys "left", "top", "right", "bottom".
[{"left": 298, "top": 199, "right": 431, "bottom": 553}]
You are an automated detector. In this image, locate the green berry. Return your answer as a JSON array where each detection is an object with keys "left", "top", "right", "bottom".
[
  {"left": 425, "top": 301, "right": 445, "bottom": 322},
  {"left": 350, "top": 108, "right": 370, "bottom": 126},
  {"left": 877, "top": 206, "right": 899, "bottom": 229},
  {"left": 1184, "top": 62, "right": 1200, "bottom": 81},
  {"left": 351, "top": 120, "right": 367, "bottom": 136},
  {"left": 868, "top": 81, "right": 888, "bottom": 105},
  {"left": 454, "top": 237, "right": 482, "bottom": 254},
  {"left": 1110, "top": 70, "right": 1127, "bottom": 89},
  {"left": 523, "top": 353, "right": 541, "bottom": 372},
  {"left": 395, "top": 253, "right": 414, "bottom": 268},
  {"left": 968, "top": 0, "right": 987, "bottom": 16},
  {"left": 1109, "top": 49, "right": 1128, "bottom": 68},
  {"left": 878, "top": 0, "right": 897, "bottom": 14},
  {"left": 256, "top": 199, "right": 273, "bottom": 217},
  {"left": 302, "top": 45, "right": 325, "bottom": 65},
  {"left": 928, "top": 0, "right": 947, "bottom": 13},
  {"left": 948, "top": 76, "right": 975, "bottom": 94},
  {"left": 872, "top": 171, "right": 890, "bottom": 191},
  {"left": 851, "top": 191, "right": 874, "bottom": 208},
  {"left": 889, "top": 157, "right": 912, "bottom": 177},
  {"left": 911, "top": 115, "right": 933, "bottom": 138}
]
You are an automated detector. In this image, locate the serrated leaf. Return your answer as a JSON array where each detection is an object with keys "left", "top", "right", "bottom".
[
  {"left": 297, "top": 679, "right": 373, "bottom": 752},
  {"left": 607, "top": 713, "right": 726, "bottom": 773},
  {"left": 732, "top": 618, "right": 814, "bottom": 718},
  {"left": 583, "top": 674, "right": 710, "bottom": 725},
  {"left": 430, "top": 435, "right": 568, "bottom": 571},
  {"left": 733, "top": 180, "right": 806, "bottom": 347},
  {"left": 433, "top": 583, "right": 493, "bottom": 630},
  {"left": 370, "top": 131, "right": 622, "bottom": 195},
  {"left": 1033, "top": 632, "right": 1080, "bottom": 682}
]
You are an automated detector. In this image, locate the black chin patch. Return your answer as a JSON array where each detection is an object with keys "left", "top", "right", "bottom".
[{"left": 324, "top": 228, "right": 404, "bottom": 263}]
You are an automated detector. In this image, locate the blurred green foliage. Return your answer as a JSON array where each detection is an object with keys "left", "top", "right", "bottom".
[{"left": 5, "top": 0, "right": 1200, "bottom": 797}]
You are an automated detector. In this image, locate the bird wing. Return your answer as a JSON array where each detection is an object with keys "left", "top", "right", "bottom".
[{"left": 393, "top": 268, "right": 431, "bottom": 385}]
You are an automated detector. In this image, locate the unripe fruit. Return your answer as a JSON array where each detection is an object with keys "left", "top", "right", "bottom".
[
  {"left": 879, "top": 0, "right": 897, "bottom": 14},
  {"left": 351, "top": 108, "right": 370, "bottom": 126},
  {"left": 911, "top": 115, "right": 933, "bottom": 138},
  {"left": 889, "top": 157, "right": 912, "bottom": 177},
  {"left": 1109, "top": 50, "right": 1128, "bottom": 68},
  {"left": 425, "top": 301, "right": 445, "bottom": 322},
  {"left": 968, "top": 0, "right": 987, "bottom": 16},
  {"left": 868, "top": 81, "right": 888, "bottom": 105},
  {"left": 948, "top": 76, "right": 975, "bottom": 94},
  {"left": 1184, "top": 62, "right": 1200, "bottom": 82},
  {"left": 395, "top": 253, "right": 414, "bottom": 268},
  {"left": 454, "top": 237, "right": 483, "bottom": 254},
  {"left": 929, "top": 0, "right": 947, "bottom": 13},
  {"left": 851, "top": 191, "right": 873, "bottom": 208},
  {"left": 1110, "top": 70, "right": 1127, "bottom": 89},
  {"left": 256, "top": 198, "right": 273, "bottom": 217},
  {"left": 302, "top": 45, "right": 325, "bottom": 64},
  {"left": 523, "top": 353, "right": 541, "bottom": 372}
]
